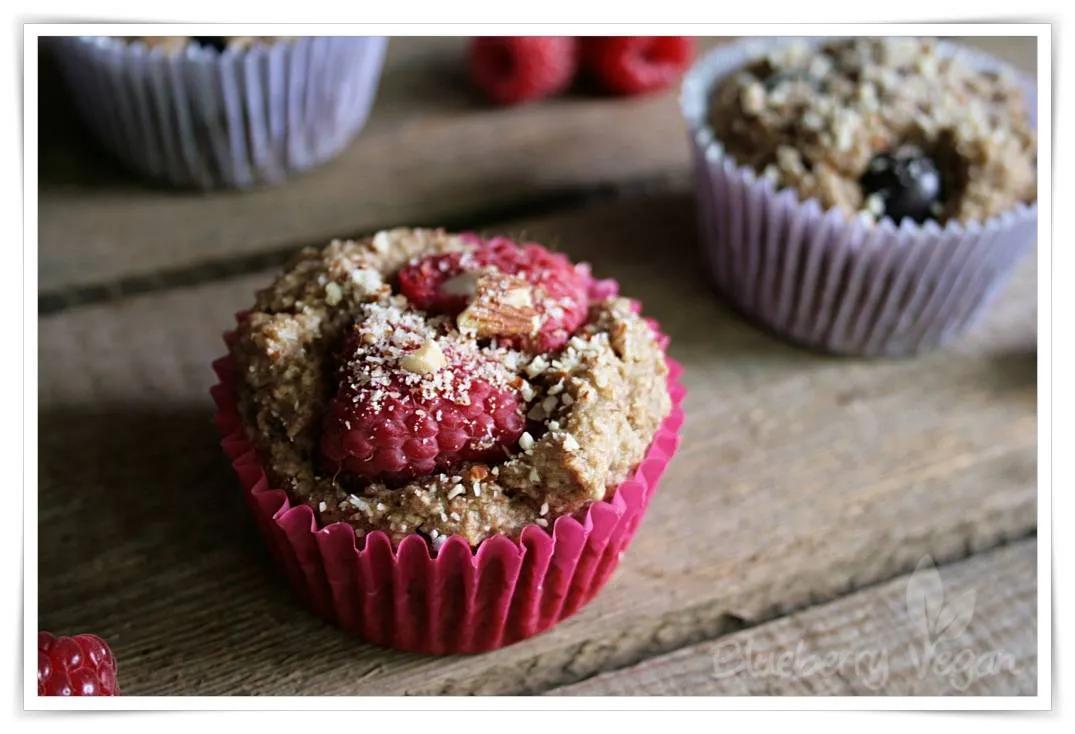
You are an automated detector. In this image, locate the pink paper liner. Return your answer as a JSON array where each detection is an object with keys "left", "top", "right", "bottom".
[
  {"left": 210, "top": 316, "right": 685, "bottom": 654},
  {"left": 680, "top": 38, "right": 1038, "bottom": 356}
]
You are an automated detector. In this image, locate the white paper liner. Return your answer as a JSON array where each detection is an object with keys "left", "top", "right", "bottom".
[
  {"left": 681, "top": 38, "right": 1038, "bottom": 356},
  {"left": 50, "top": 36, "right": 388, "bottom": 189}
]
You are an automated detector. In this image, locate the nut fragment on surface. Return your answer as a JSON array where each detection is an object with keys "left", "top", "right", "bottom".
[
  {"left": 324, "top": 281, "right": 344, "bottom": 305},
  {"left": 519, "top": 432, "right": 535, "bottom": 451},
  {"left": 371, "top": 230, "right": 392, "bottom": 254},
  {"left": 399, "top": 340, "right": 447, "bottom": 375},
  {"left": 457, "top": 272, "right": 539, "bottom": 339},
  {"left": 350, "top": 267, "right": 383, "bottom": 294},
  {"left": 501, "top": 283, "right": 533, "bottom": 308}
]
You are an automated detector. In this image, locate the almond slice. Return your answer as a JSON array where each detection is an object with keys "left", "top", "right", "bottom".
[{"left": 457, "top": 273, "right": 540, "bottom": 340}]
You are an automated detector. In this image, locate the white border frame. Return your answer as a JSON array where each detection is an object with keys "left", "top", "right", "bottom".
[{"left": 23, "top": 22, "right": 1052, "bottom": 711}]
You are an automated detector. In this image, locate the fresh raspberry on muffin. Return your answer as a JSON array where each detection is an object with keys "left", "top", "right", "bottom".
[
  {"left": 398, "top": 236, "right": 590, "bottom": 352},
  {"left": 581, "top": 36, "right": 694, "bottom": 95},
  {"left": 221, "top": 227, "right": 682, "bottom": 653},
  {"left": 229, "top": 228, "right": 675, "bottom": 549},
  {"left": 38, "top": 631, "right": 119, "bottom": 696},
  {"left": 319, "top": 302, "right": 526, "bottom": 482},
  {"left": 469, "top": 36, "right": 578, "bottom": 105}
]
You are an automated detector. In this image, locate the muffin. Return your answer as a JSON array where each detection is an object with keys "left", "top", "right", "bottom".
[
  {"left": 682, "top": 37, "right": 1038, "bottom": 356},
  {"left": 211, "top": 228, "right": 685, "bottom": 653},
  {"left": 134, "top": 36, "right": 284, "bottom": 54},
  {"left": 50, "top": 35, "right": 387, "bottom": 189}
]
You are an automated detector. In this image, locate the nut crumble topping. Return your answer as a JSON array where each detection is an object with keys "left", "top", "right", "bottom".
[
  {"left": 708, "top": 38, "right": 1036, "bottom": 223},
  {"left": 231, "top": 228, "right": 671, "bottom": 547}
]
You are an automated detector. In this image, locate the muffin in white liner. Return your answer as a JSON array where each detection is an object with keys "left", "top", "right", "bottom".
[
  {"left": 681, "top": 38, "right": 1038, "bottom": 356},
  {"left": 51, "top": 36, "right": 387, "bottom": 189}
]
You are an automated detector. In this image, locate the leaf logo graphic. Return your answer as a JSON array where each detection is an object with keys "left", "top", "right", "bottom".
[{"left": 906, "top": 555, "right": 977, "bottom": 674}]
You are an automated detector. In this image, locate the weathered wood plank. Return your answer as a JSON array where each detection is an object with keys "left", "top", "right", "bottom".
[
  {"left": 38, "top": 36, "right": 1034, "bottom": 296},
  {"left": 550, "top": 539, "right": 1037, "bottom": 696},
  {"left": 37, "top": 192, "right": 1036, "bottom": 695},
  {"left": 37, "top": 37, "right": 719, "bottom": 294}
]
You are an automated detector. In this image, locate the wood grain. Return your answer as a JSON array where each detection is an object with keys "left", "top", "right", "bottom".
[
  {"left": 37, "top": 192, "right": 1037, "bottom": 695},
  {"left": 550, "top": 539, "right": 1037, "bottom": 696},
  {"left": 38, "top": 36, "right": 1035, "bottom": 297},
  {"left": 37, "top": 37, "right": 720, "bottom": 294}
]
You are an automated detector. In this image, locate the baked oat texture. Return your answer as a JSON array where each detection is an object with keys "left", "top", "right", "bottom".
[
  {"left": 230, "top": 228, "right": 672, "bottom": 547},
  {"left": 708, "top": 38, "right": 1036, "bottom": 223}
]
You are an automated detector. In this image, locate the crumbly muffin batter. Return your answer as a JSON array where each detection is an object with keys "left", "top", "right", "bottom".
[
  {"left": 231, "top": 228, "right": 671, "bottom": 547},
  {"left": 708, "top": 38, "right": 1036, "bottom": 223}
]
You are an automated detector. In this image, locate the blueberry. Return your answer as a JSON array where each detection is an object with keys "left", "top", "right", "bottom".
[
  {"left": 191, "top": 36, "right": 228, "bottom": 52},
  {"left": 860, "top": 146, "right": 945, "bottom": 224}
]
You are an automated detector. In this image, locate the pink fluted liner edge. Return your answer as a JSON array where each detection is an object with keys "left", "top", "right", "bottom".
[
  {"left": 680, "top": 38, "right": 1038, "bottom": 356},
  {"left": 210, "top": 320, "right": 685, "bottom": 654}
]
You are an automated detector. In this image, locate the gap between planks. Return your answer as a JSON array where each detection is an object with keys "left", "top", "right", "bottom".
[
  {"left": 38, "top": 193, "right": 1037, "bottom": 695},
  {"left": 38, "top": 36, "right": 1035, "bottom": 309},
  {"left": 37, "top": 36, "right": 714, "bottom": 296},
  {"left": 37, "top": 176, "right": 680, "bottom": 316},
  {"left": 547, "top": 538, "right": 1038, "bottom": 696}
]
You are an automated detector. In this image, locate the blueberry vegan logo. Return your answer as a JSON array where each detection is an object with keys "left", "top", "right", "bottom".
[
  {"left": 906, "top": 555, "right": 976, "bottom": 673},
  {"left": 905, "top": 555, "right": 1015, "bottom": 692},
  {"left": 710, "top": 555, "right": 1017, "bottom": 693}
]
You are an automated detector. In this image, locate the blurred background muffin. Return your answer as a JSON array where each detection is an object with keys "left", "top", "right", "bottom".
[
  {"left": 707, "top": 38, "right": 1035, "bottom": 225},
  {"left": 50, "top": 35, "right": 387, "bottom": 189},
  {"left": 682, "top": 37, "right": 1038, "bottom": 356}
]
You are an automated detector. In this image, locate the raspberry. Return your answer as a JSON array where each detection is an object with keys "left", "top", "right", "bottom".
[
  {"left": 398, "top": 236, "right": 590, "bottom": 352},
  {"left": 469, "top": 36, "right": 578, "bottom": 105},
  {"left": 320, "top": 305, "right": 525, "bottom": 482},
  {"left": 38, "top": 631, "right": 119, "bottom": 696},
  {"left": 581, "top": 36, "right": 694, "bottom": 96}
]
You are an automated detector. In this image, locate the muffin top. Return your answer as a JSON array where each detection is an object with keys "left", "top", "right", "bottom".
[
  {"left": 133, "top": 37, "right": 278, "bottom": 54},
  {"left": 707, "top": 38, "right": 1036, "bottom": 224},
  {"left": 230, "top": 228, "right": 671, "bottom": 548}
]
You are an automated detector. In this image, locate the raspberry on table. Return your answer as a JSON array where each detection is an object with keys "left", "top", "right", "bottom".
[
  {"left": 581, "top": 36, "right": 694, "bottom": 96},
  {"left": 468, "top": 36, "right": 578, "bottom": 105},
  {"left": 38, "top": 631, "right": 119, "bottom": 696},
  {"left": 398, "top": 236, "right": 591, "bottom": 352},
  {"left": 320, "top": 304, "right": 526, "bottom": 482}
]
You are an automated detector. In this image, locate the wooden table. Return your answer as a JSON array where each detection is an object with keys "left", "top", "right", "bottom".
[{"left": 37, "top": 36, "right": 1039, "bottom": 696}]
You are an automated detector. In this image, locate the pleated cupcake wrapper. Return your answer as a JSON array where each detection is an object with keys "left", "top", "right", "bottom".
[
  {"left": 209, "top": 320, "right": 685, "bottom": 654},
  {"left": 681, "top": 38, "right": 1038, "bottom": 356},
  {"left": 50, "top": 36, "right": 387, "bottom": 189}
]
